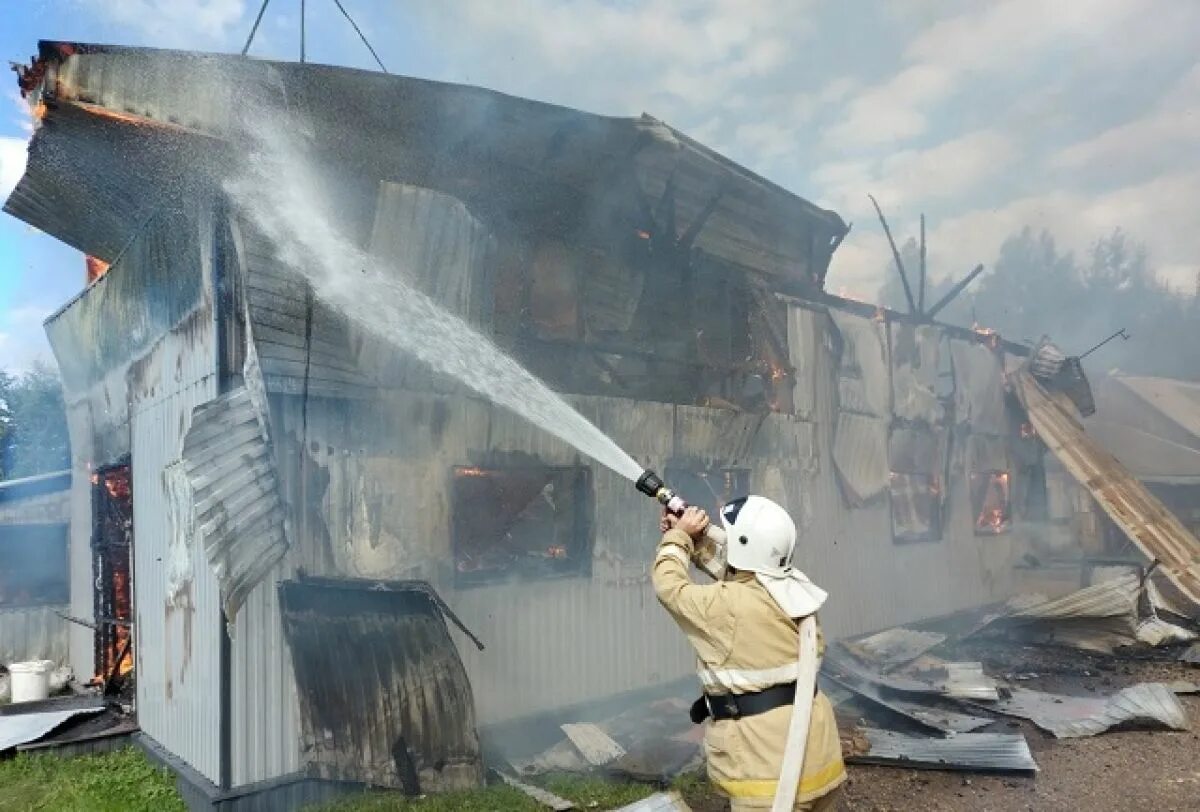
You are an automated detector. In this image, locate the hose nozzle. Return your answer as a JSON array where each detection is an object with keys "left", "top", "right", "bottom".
[
  {"left": 635, "top": 469, "right": 665, "bottom": 499},
  {"left": 635, "top": 469, "right": 685, "bottom": 513}
]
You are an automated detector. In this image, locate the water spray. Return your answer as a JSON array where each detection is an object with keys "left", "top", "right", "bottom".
[{"left": 635, "top": 469, "right": 728, "bottom": 580}]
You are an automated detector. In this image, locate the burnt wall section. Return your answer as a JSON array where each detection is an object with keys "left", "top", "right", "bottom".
[
  {"left": 278, "top": 577, "right": 483, "bottom": 793},
  {"left": 181, "top": 385, "right": 287, "bottom": 620},
  {"left": 45, "top": 203, "right": 207, "bottom": 398}
]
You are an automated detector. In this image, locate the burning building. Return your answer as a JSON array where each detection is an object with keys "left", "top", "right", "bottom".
[{"left": 5, "top": 41, "right": 1200, "bottom": 808}]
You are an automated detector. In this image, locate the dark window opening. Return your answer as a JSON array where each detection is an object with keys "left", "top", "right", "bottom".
[
  {"left": 451, "top": 464, "right": 592, "bottom": 587},
  {"left": 0, "top": 523, "right": 68, "bottom": 609},
  {"left": 890, "top": 472, "right": 943, "bottom": 544},
  {"left": 662, "top": 465, "right": 750, "bottom": 520},
  {"left": 492, "top": 230, "right": 793, "bottom": 412},
  {"left": 92, "top": 462, "right": 134, "bottom": 679},
  {"left": 971, "top": 470, "right": 1012, "bottom": 536}
]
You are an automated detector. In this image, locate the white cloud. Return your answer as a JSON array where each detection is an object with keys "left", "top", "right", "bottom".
[
  {"left": 1051, "top": 62, "right": 1200, "bottom": 175},
  {"left": 0, "top": 136, "right": 29, "bottom": 202},
  {"left": 816, "top": 129, "right": 1017, "bottom": 219},
  {"left": 825, "top": 0, "right": 1182, "bottom": 151},
  {"left": 81, "top": 0, "right": 247, "bottom": 47},
  {"left": 824, "top": 65, "right": 956, "bottom": 147}
]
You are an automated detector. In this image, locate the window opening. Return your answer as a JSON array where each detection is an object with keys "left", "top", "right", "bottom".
[
  {"left": 890, "top": 472, "right": 943, "bottom": 543},
  {"left": 971, "top": 470, "right": 1012, "bottom": 535},
  {"left": 0, "top": 524, "right": 68, "bottom": 608},
  {"left": 450, "top": 464, "right": 591, "bottom": 587}
]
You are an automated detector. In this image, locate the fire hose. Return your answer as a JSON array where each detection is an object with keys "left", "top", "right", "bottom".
[{"left": 635, "top": 469, "right": 816, "bottom": 810}]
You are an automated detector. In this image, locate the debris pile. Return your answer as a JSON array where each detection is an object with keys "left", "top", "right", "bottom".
[
  {"left": 827, "top": 573, "right": 1198, "bottom": 775},
  {"left": 492, "top": 573, "right": 1197, "bottom": 801}
]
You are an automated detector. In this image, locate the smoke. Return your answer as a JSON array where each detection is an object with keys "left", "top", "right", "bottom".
[
  {"left": 878, "top": 227, "right": 1200, "bottom": 382},
  {"left": 222, "top": 105, "right": 644, "bottom": 482}
]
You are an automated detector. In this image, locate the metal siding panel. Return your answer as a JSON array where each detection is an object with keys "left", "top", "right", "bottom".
[
  {"left": 231, "top": 562, "right": 302, "bottom": 786},
  {"left": 65, "top": 403, "right": 97, "bottom": 677},
  {"left": 0, "top": 605, "right": 69, "bottom": 665},
  {"left": 131, "top": 314, "right": 222, "bottom": 783}
]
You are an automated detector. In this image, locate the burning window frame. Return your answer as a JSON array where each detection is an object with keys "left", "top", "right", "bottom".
[
  {"left": 449, "top": 462, "right": 593, "bottom": 588},
  {"left": 888, "top": 472, "right": 944, "bottom": 544},
  {"left": 91, "top": 460, "right": 135, "bottom": 680},
  {"left": 971, "top": 470, "right": 1013, "bottom": 536}
]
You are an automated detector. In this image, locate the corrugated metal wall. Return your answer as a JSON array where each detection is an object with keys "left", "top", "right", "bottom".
[
  {"left": 129, "top": 310, "right": 223, "bottom": 783},
  {"left": 786, "top": 306, "right": 1020, "bottom": 640},
  {"left": 105, "top": 204, "right": 228, "bottom": 786},
  {"left": 0, "top": 605, "right": 69, "bottom": 665},
  {"left": 230, "top": 562, "right": 302, "bottom": 785}
]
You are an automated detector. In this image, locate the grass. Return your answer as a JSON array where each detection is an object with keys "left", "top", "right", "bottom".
[
  {"left": 0, "top": 747, "right": 185, "bottom": 812},
  {"left": 316, "top": 770, "right": 722, "bottom": 811}
]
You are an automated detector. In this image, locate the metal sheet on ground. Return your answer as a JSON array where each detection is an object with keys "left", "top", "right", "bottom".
[
  {"left": 844, "top": 628, "right": 946, "bottom": 671},
  {"left": 823, "top": 672, "right": 994, "bottom": 735},
  {"left": 987, "top": 683, "right": 1188, "bottom": 738},
  {"left": 0, "top": 708, "right": 104, "bottom": 752},
  {"left": 561, "top": 723, "right": 627, "bottom": 766},
  {"left": 849, "top": 729, "right": 1038, "bottom": 773}
]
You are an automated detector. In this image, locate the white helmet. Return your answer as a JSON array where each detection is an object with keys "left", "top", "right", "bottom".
[{"left": 720, "top": 495, "right": 797, "bottom": 577}]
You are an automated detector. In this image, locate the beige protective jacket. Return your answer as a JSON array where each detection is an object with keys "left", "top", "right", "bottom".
[{"left": 653, "top": 528, "right": 847, "bottom": 805}]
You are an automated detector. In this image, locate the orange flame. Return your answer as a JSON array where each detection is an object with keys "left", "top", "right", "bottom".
[
  {"left": 86, "top": 256, "right": 110, "bottom": 284},
  {"left": 635, "top": 229, "right": 651, "bottom": 240},
  {"left": 456, "top": 466, "right": 489, "bottom": 478}
]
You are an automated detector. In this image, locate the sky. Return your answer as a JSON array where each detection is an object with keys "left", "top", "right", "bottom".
[{"left": 1, "top": 0, "right": 1198, "bottom": 373}]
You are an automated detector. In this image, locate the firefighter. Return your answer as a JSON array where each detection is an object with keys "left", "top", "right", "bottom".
[{"left": 653, "top": 497, "right": 845, "bottom": 811}]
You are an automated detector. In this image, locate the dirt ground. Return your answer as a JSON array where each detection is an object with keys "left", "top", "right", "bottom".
[{"left": 840, "top": 698, "right": 1200, "bottom": 811}]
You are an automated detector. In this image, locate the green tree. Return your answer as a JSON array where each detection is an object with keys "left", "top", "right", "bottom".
[
  {"left": 972, "top": 227, "right": 1081, "bottom": 345},
  {"left": 0, "top": 363, "right": 71, "bottom": 479}
]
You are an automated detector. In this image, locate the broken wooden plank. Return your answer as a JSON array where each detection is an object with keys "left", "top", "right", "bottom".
[
  {"left": 493, "top": 770, "right": 575, "bottom": 811},
  {"left": 561, "top": 722, "right": 627, "bottom": 766}
]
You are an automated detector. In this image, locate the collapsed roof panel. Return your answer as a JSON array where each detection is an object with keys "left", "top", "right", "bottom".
[
  {"left": 8, "top": 41, "right": 847, "bottom": 291},
  {"left": 1016, "top": 370, "right": 1200, "bottom": 607}
]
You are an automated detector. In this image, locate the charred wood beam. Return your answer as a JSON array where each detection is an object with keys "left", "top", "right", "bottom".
[
  {"left": 749, "top": 285, "right": 792, "bottom": 364},
  {"left": 926, "top": 264, "right": 985, "bottom": 320},
  {"left": 869, "top": 194, "right": 917, "bottom": 314},
  {"left": 56, "top": 612, "right": 133, "bottom": 630},
  {"left": 918, "top": 214, "right": 927, "bottom": 314}
]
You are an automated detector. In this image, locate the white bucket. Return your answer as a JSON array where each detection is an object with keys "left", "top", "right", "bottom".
[{"left": 8, "top": 659, "right": 55, "bottom": 703}]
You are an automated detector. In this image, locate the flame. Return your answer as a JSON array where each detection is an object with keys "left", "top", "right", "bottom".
[
  {"left": 972, "top": 323, "right": 1001, "bottom": 349},
  {"left": 1019, "top": 422, "right": 1037, "bottom": 439},
  {"left": 86, "top": 255, "right": 110, "bottom": 284},
  {"left": 546, "top": 545, "right": 567, "bottom": 559},
  {"left": 456, "top": 466, "right": 489, "bottom": 478},
  {"left": 974, "top": 471, "right": 1011, "bottom": 534},
  {"left": 33, "top": 99, "right": 47, "bottom": 120},
  {"left": 837, "top": 287, "right": 868, "bottom": 303},
  {"left": 872, "top": 306, "right": 886, "bottom": 323},
  {"left": 635, "top": 229, "right": 651, "bottom": 240}
]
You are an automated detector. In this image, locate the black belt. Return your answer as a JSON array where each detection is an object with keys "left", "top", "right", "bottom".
[{"left": 689, "top": 681, "right": 814, "bottom": 724}]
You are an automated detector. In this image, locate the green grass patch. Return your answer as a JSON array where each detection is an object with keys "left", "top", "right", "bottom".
[
  {"left": 315, "top": 772, "right": 660, "bottom": 811},
  {"left": 0, "top": 746, "right": 185, "bottom": 812}
]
